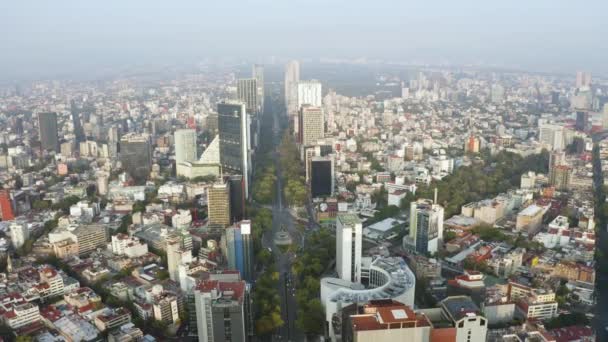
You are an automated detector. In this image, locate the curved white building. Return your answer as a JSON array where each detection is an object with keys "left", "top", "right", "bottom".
[{"left": 321, "top": 256, "right": 416, "bottom": 340}]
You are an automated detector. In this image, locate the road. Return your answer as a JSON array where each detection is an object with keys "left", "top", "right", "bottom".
[{"left": 260, "top": 96, "right": 305, "bottom": 342}]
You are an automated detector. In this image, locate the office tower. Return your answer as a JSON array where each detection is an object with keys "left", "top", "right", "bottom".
[
  {"left": 538, "top": 123, "right": 568, "bottom": 151},
  {"left": 0, "top": 190, "right": 14, "bottom": 221},
  {"left": 310, "top": 155, "right": 334, "bottom": 198},
  {"left": 336, "top": 213, "right": 362, "bottom": 283},
  {"left": 222, "top": 220, "right": 253, "bottom": 281},
  {"left": 228, "top": 175, "right": 245, "bottom": 223},
  {"left": 38, "top": 112, "right": 59, "bottom": 152},
  {"left": 298, "top": 105, "right": 324, "bottom": 145},
  {"left": 252, "top": 64, "right": 264, "bottom": 112},
  {"left": 218, "top": 102, "right": 250, "bottom": 198},
  {"left": 10, "top": 222, "right": 28, "bottom": 249},
  {"left": 575, "top": 110, "right": 590, "bottom": 132},
  {"left": 120, "top": 133, "right": 152, "bottom": 183},
  {"left": 96, "top": 172, "right": 109, "bottom": 196},
  {"left": 285, "top": 60, "right": 300, "bottom": 116},
  {"left": 12, "top": 117, "right": 24, "bottom": 135},
  {"left": 297, "top": 80, "right": 322, "bottom": 109},
  {"left": 208, "top": 181, "right": 231, "bottom": 227},
  {"left": 575, "top": 71, "right": 591, "bottom": 89},
  {"left": 549, "top": 165, "right": 571, "bottom": 191},
  {"left": 407, "top": 198, "right": 444, "bottom": 254},
  {"left": 194, "top": 280, "right": 250, "bottom": 342},
  {"left": 175, "top": 129, "right": 198, "bottom": 164},
  {"left": 71, "top": 223, "right": 108, "bottom": 256},
  {"left": 71, "top": 100, "right": 85, "bottom": 145},
  {"left": 237, "top": 79, "right": 258, "bottom": 115}
]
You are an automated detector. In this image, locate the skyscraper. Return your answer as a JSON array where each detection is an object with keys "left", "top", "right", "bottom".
[
  {"left": 576, "top": 110, "right": 590, "bottom": 132},
  {"left": 174, "top": 129, "right": 198, "bottom": 164},
  {"left": 284, "top": 60, "right": 300, "bottom": 116},
  {"left": 406, "top": 198, "right": 444, "bottom": 254},
  {"left": 38, "top": 112, "right": 59, "bottom": 152},
  {"left": 207, "top": 181, "right": 231, "bottom": 227},
  {"left": 298, "top": 105, "right": 324, "bottom": 145},
  {"left": 490, "top": 84, "right": 505, "bottom": 103},
  {"left": 228, "top": 175, "right": 245, "bottom": 223},
  {"left": 252, "top": 64, "right": 264, "bottom": 112},
  {"left": 575, "top": 71, "right": 592, "bottom": 89},
  {"left": 237, "top": 79, "right": 258, "bottom": 115},
  {"left": 218, "top": 102, "right": 250, "bottom": 198},
  {"left": 222, "top": 220, "right": 253, "bottom": 281},
  {"left": 310, "top": 155, "right": 334, "bottom": 198},
  {"left": 297, "top": 80, "right": 322, "bottom": 109},
  {"left": 71, "top": 100, "right": 85, "bottom": 145},
  {"left": 120, "top": 133, "right": 152, "bottom": 183},
  {"left": 194, "top": 280, "right": 250, "bottom": 342},
  {"left": 336, "top": 213, "right": 362, "bottom": 283}
]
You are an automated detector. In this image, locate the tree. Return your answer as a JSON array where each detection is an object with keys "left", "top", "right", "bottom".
[{"left": 32, "top": 199, "right": 51, "bottom": 210}]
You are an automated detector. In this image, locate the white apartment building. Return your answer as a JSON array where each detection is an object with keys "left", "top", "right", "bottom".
[{"left": 336, "top": 213, "right": 363, "bottom": 283}]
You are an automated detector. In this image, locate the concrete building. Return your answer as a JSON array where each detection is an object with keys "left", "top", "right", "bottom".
[
  {"left": 9, "top": 221, "right": 29, "bottom": 249},
  {"left": 516, "top": 204, "right": 547, "bottom": 234},
  {"left": 549, "top": 164, "right": 571, "bottom": 191},
  {"left": 194, "top": 280, "right": 249, "bottom": 342},
  {"left": 439, "top": 296, "right": 488, "bottom": 342},
  {"left": 237, "top": 78, "right": 258, "bottom": 115},
  {"left": 321, "top": 257, "right": 416, "bottom": 341},
  {"left": 299, "top": 105, "right": 324, "bottom": 145},
  {"left": 405, "top": 199, "right": 444, "bottom": 254},
  {"left": 539, "top": 123, "right": 569, "bottom": 151},
  {"left": 346, "top": 300, "right": 432, "bottom": 342},
  {"left": 207, "top": 181, "right": 231, "bottom": 227},
  {"left": 310, "top": 155, "right": 334, "bottom": 198},
  {"left": 336, "top": 213, "right": 363, "bottom": 283},
  {"left": 175, "top": 129, "right": 198, "bottom": 164}
]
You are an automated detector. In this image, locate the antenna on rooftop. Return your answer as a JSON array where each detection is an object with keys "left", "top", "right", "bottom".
[{"left": 434, "top": 187, "right": 438, "bottom": 204}]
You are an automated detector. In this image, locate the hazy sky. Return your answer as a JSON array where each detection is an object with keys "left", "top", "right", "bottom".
[{"left": 1, "top": 0, "right": 606, "bottom": 79}]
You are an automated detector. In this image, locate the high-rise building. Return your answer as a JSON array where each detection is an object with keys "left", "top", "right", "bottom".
[
  {"left": 549, "top": 165, "right": 571, "bottom": 191},
  {"left": 228, "top": 175, "right": 245, "bottom": 223},
  {"left": 71, "top": 100, "right": 85, "bottom": 145},
  {"left": 174, "top": 129, "right": 198, "bottom": 164},
  {"left": 38, "top": 112, "right": 59, "bottom": 152},
  {"left": 9, "top": 222, "right": 28, "bottom": 249},
  {"left": 575, "top": 71, "right": 592, "bottom": 89},
  {"left": 0, "top": 190, "right": 14, "bottom": 221},
  {"left": 406, "top": 198, "right": 444, "bottom": 254},
  {"left": 538, "top": 123, "right": 569, "bottom": 151},
  {"left": 207, "top": 181, "right": 231, "bottom": 227},
  {"left": 575, "top": 110, "right": 590, "bottom": 132},
  {"left": 310, "top": 155, "right": 334, "bottom": 198},
  {"left": 252, "top": 64, "right": 264, "bottom": 112},
  {"left": 298, "top": 105, "right": 324, "bottom": 145},
  {"left": 336, "top": 213, "right": 362, "bottom": 283},
  {"left": 603, "top": 104, "right": 608, "bottom": 130},
  {"left": 297, "top": 80, "right": 322, "bottom": 110},
  {"left": 194, "top": 280, "right": 250, "bottom": 342},
  {"left": 120, "top": 133, "right": 152, "bottom": 183},
  {"left": 218, "top": 102, "right": 250, "bottom": 198},
  {"left": 237, "top": 79, "right": 258, "bottom": 115},
  {"left": 285, "top": 60, "right": 300, "bottom": 116},
  {"left": 464, "top": 135, "right": 480, "bottom": 153},
  {"left": 222, "top": 220, "right": 253, "bottom": 281},
  {"left": 167, "top": 235, "right": 192, "bottom": 282}
]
